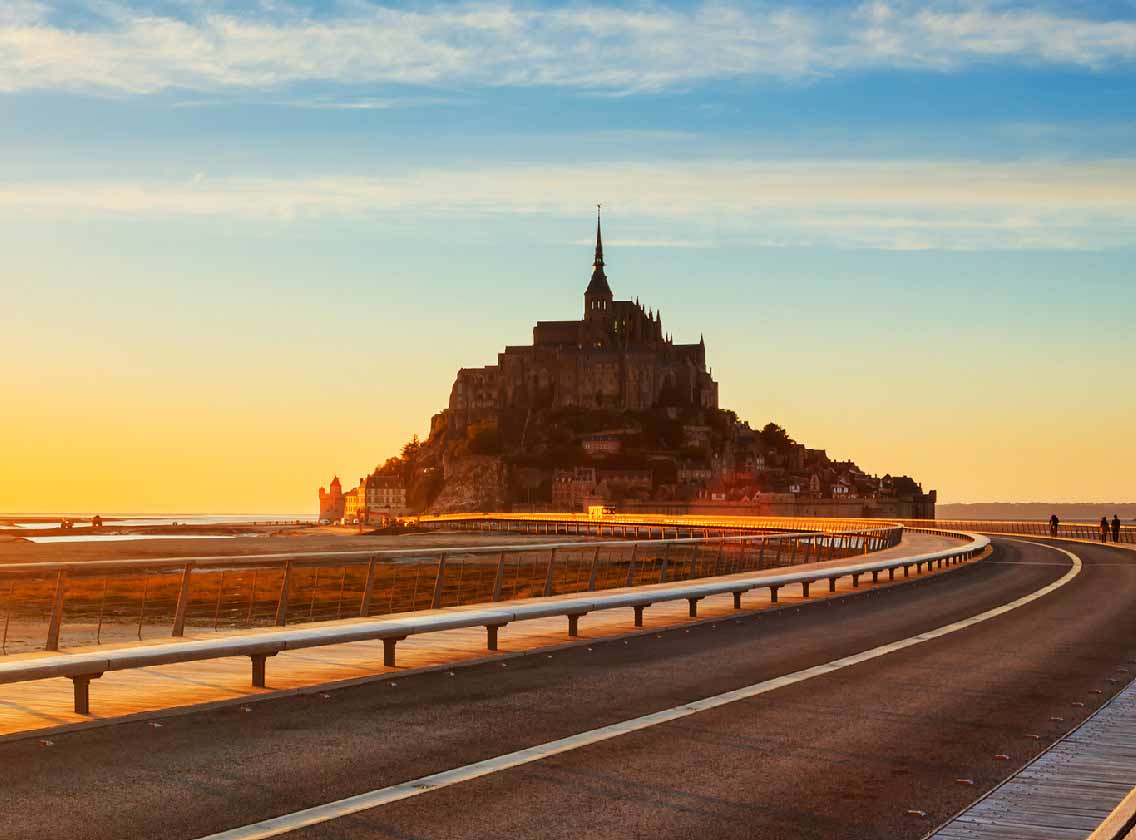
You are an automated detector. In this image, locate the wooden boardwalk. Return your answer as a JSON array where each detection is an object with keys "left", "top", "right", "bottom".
[
  {"left": 930, "top": 677, "right": 1136, "bottom": 839},
  {"left": 0, "top": 533, "right": 957, "bottom": 742}
]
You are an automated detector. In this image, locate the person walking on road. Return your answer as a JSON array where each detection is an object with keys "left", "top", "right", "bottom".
[
  {"left": 1100, "top": 516, "right": 1109, "bottom": 542},
  {"left": 1049, "top": 514, "right": 1060, "bottom": 537},
  {"left": 1113, "top": 515, "right": 1122, "bottom": 542}
]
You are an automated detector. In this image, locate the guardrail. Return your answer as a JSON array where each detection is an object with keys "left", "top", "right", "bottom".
[
  {"left": 0, "top": 525, "right": 901, "bottom": 657},
  {"left": 417, "top": 512, "right": 886, "bottom": 539},
  {"left": 882, "top": 518, "right": 1135, "bottom": 544},
  {"left": 0, "top": 529, "right": 986, "bottom": 715}
]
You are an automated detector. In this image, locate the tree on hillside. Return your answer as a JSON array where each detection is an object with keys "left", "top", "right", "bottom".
[{"left": 759, "top": 422, "right": 795, "bottom": 452}]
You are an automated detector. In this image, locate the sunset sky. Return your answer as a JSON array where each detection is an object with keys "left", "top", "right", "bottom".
[{"left": 2, "top": 0, "right": 1134, "bottom": 514}]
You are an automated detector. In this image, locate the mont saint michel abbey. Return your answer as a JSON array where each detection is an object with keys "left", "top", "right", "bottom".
[{"left": 447, "top": 211, "right": 719, "bottom": 430}]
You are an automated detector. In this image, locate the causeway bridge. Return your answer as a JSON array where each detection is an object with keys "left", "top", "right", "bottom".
[{"left": 0, "top": 514, "right": 1132, "bottom": 840}]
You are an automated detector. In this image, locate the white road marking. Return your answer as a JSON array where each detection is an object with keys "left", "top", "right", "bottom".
[{"left": 196, "top": 541, "right": 1081, "bottom": 840}]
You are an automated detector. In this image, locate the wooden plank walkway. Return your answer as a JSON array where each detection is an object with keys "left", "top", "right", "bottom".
[
  {"left": 930, "top": 676, "right": 1136, "bottom": 839},
  {"left": 0, "top": 533, "right": 958, "bottom": 742}
]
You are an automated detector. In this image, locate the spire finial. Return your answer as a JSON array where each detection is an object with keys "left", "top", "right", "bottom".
[{"left": 594, "top": 203, "right": 604, "bottom": 267}]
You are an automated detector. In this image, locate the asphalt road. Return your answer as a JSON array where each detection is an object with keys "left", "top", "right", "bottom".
[{"left": 1, "top": 537, "right": 1134, "bottom": 840}]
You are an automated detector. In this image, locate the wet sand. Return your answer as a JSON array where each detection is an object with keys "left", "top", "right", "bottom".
[{"left": 0, "top": 525, "right": 592, "bottom": 565}]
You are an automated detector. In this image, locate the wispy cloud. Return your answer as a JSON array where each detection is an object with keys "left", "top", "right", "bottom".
[
  {"left": 2, "top": 159, "right": 1133, "bottom": 250},
  {"left": 0, "top": 1, "right": 1134, "bottom": 96}
]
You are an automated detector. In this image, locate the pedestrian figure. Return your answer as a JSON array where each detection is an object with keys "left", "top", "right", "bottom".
[
  {"left": 1100, "top": 516, "right": 1109, "bottom": 542},
  {"left": 1049, "top": 513, "right": 1059, "bottom": 538},
  {"left": 1113, "top": 515, "right": 1122, "bottom": 543}
]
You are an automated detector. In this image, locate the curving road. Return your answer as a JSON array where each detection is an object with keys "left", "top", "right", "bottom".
[{"left": 1, "top": 537, "right": 1133, "bottom": 840}]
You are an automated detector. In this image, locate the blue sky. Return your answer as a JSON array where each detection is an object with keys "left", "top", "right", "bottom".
[{"left": 2, "top": 0, "right": 1135, "bottom": 511}]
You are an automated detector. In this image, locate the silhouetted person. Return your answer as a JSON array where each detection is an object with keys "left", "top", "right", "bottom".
[
  {"left": 1100, "top": 516, "right": 1109, "bottom": 542},
  {"left": 1113, "top": 515, "right": 1122, "bottom": 542},
  {"left": 1049, "top": 514, "right": 1059, "bottom": 537}
]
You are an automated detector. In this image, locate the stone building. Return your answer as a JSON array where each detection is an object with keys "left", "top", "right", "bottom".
[
  {"left": 318, "top": 476, "right": 345, "bottom": 522},
  {"left": 365, "top": 474, "right": 407, "bottom": 518},
  {"left": 447, "top": 210, "right": 719, "bottom": 430}
]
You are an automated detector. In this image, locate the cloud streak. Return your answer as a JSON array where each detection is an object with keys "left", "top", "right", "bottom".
[
  {"left": 0, "top": 1, "right": 1134, "bottom": 96},
  {"left": 2, "top": 159, "right": 1133, "bottom": 250}
]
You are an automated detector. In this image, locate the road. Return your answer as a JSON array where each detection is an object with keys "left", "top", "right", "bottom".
[{"left": 1, "top": 537, "right": 1133, "bottom": 840}]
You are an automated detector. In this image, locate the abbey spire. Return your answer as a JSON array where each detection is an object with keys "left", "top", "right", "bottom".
[{"left": 584, "top": 204, "right": 613, "bottom": 320}]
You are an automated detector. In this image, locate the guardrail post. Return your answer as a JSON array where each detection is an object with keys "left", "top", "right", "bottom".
[
  {"left": 828, "top": 576, "right": 836, "bottom": 593},
  {"left": 543, "top": 549, "right": 558, "bottom": 597},
  {"left": 383, "top": 636, "right": 406, "bottom": 667},
  {"left": 250, "top": 653, "right": 276, "bottom": 688},
  {"left": 486, "top": 623, "right": 506, "bottom": 650},
  {"left": 431, "top": 555, "right": 447, "bottom": 608},
  {"left": 769, "top": 585, "right": 780, "bottom": 603},
  {"left": 71, "top": 673, "right": 102, "bottom": 715},
  {"left": 888, "top": 567, "right": 895, "bottom": 580},
  {"left": 586, "top": 546, "right": 602, "bottom": 591},
  {"left": 492, "top": 552, "right": 506, "bottom": 601},
  {"left": 633, "top": 605, "right": 646, "bottom": 626},
  {"left": 359, "top": 557, "right": 378, "bottom": 617},
  {"left": 275, "top": 560, "right": 293, "bottom": 626},
  {"left": 801, "top": 581, "right": 810, "bottom": 598},
  {"left": 851, "top": 573, "right": 860, "bottom": 588},
  {"left": 732, "top": 591, "right": 743, "bottom": 609},
  {"left": 172, "top": 562, "right": 194, "bottom": 637},
  {"left": 567, "top": 613, "right": 583, "bottom": 636},
  {"left": 687, "top": 597, "right": 701, "bottom": 617},
  {"left": 46, "top": 570, "right": 66, "bottom": 651}
]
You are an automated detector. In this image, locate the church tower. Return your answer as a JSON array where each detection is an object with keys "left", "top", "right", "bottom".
[{"left": 584, "top": 205, "right": 613, "bottom": 324}]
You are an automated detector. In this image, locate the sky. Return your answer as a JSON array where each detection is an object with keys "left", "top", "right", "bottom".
[{"left": 1, "top": 0, "right": 1134, "bottom": 514}]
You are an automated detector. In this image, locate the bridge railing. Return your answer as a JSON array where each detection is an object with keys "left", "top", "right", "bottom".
[
  {"left": 416, "top": 512, "right": 886, "bottom": 539},
  {"left": 880, "top": 518, "right": 1135, "bottom": 544},
  {"left": 0, "top": 524, "right": 901, "bottom": 657}
]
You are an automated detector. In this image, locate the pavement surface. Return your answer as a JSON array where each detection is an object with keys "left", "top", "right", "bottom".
[{"left": 1, "top": 536, "right": 1133, "bottom": 840}]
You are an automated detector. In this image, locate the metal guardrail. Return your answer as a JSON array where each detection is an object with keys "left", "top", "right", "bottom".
[
  {"left": 0, "top": 525, "right": 901, "bottom": 656},
  {"left": 881, "top": 518, "right": 1135, "bottom": 544},
  {"left": 0, "top": 529, "right": 986, "bottom": 715},
  {"left": 417, "top": 512, "right": 884, "bottom": 539}
]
